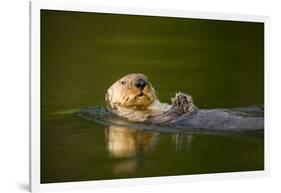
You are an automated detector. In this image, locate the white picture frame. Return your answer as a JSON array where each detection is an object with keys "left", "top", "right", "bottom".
[{"left": 30, "top": 0, "right": 270, "bottom": 192}]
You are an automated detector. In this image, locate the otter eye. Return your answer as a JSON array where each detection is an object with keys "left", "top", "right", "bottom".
[{"left": 121, "top": 81, "right": 126, "bottom": 85}]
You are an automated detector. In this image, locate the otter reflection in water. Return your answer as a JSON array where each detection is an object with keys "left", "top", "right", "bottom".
[
  {"left": 104, "top": 125, "right": 193, "bottom": 174},
  {"left": 104, "top": 125, "right": 158, "bottom": 174},
  {"left": 105, "top": 126, "right": 158, "bottom": 158}
]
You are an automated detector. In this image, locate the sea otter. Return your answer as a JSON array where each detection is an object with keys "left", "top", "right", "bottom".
[
  {"left": 79, "top": 73, "right": 264, "bottom": 131},
  {"left": 105, "top": 73, "right": 198, "bottom": 123}
]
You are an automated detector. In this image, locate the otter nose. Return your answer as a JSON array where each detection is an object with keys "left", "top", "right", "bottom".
[{"left": 135, "top": 78, "right": 147, "bottom": 89}]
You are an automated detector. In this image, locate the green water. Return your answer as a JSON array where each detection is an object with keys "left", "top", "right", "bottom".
[{"left": 41, "top": 10, "right": 264, "bottom": 183}]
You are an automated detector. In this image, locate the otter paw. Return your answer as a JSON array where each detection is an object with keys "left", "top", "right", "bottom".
[{"left": 171, "top": 92, "right": 195, "bottom": 114}]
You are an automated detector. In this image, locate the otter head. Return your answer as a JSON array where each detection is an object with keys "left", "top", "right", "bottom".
[{"left": 105, "top": 73, "right": 157, "bottom": 111}]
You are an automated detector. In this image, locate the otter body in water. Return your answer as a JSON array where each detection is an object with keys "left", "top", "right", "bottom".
[{"left": 79, "top": 73, "right": 264, "bottom": 131}]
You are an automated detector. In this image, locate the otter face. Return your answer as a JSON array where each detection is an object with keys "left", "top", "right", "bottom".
[{"left": 105, "top": 73, "right": 156, "bottom": 110}]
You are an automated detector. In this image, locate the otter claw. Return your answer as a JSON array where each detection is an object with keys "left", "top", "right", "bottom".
[{"left": 171, "top": 92, "right": 196, "bottom": 114}]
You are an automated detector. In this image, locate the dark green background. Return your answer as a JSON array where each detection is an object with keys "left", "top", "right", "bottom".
[{"left": 41, "top": 10, "right": 264, "bottom": 183}]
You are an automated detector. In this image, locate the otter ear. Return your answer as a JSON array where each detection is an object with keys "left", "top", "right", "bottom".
[{"left": 105, "top": 89, "right": 113, "bottom": 100}]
